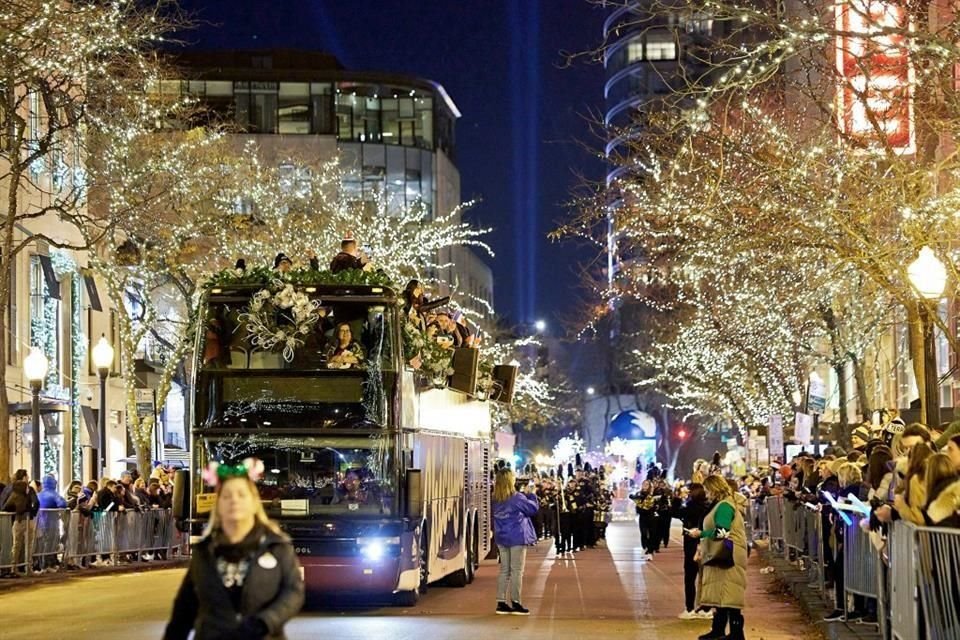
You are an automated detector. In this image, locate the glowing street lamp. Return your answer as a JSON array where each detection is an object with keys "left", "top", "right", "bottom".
[
  {"left": 92, "top": 335, "right": 114, "bottom": 478},
  {"left": 907, "top": 246, "right": 947, "bottom": 300},
  {"left": 23, "top": 347, "right": 49, "bottom": 481},
  {"left": 907, "top": 246, "right": 947, "bottom": 427},
  {"left": 586, "top": 386, "right": 596, "bottom": 396},
  {"left": 534, "top": 319, "right": 546, "bottom": 333}
]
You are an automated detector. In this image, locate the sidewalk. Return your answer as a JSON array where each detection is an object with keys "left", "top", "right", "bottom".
[
  {"left": 757, "top": 544, "right": 881, "bottom": 640},
  {"left": 0, "top": 558, "right": 186, "bottom": 593}
]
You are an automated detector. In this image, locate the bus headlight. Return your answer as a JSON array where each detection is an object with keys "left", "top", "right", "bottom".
[{"left": 358, "top": 536, "right": 400, "bottom": 561}]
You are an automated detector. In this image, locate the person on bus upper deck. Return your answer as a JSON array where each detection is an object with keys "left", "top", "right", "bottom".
[
  {"left": 402, "top": 280, "right": 427, "bottom": 331},
  {"left": 329, "top": 237, "right": 372, "bottom": 274},
  {"left": 273, "top": 253, "right": 293, "bottom": 274},
  {"left": 434, "top": 313, "right": 463, "bottom": 348},
  {"left": 326, "top": 323, "right": 365, "bottom": 369}
]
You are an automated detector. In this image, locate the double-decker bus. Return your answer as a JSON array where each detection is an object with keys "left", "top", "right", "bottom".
[{"left": 174, "top": 281, "right": 492, "bottom": 605}]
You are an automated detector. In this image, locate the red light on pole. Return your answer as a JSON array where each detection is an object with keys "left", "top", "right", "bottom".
[{"left": 677, "top": 429, "right": 687, "bottom": 439}]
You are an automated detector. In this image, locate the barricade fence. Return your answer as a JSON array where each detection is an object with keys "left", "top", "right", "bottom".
[
  {"left": 754, "top": 495, "right": 960, "bottom": 640},
  {"left": 0, "top": 508, "right": 187, "bottom": 575}
]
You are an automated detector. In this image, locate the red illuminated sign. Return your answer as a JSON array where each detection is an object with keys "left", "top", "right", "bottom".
[{"left": 835, "top": 0, "right": 914, "bottom": 154}]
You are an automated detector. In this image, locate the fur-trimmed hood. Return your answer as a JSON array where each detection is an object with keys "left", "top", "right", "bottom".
[{"left": 926, "top": 478, "right": 960, "bottom": 525}]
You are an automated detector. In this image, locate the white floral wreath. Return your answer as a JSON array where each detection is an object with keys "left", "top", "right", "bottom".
[{"left": 238, "top": 281, "right": 322, "bottom": 362}]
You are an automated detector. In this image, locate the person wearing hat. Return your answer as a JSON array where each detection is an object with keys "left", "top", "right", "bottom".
[
  {"left": 273, "top": 253, "right": 293, "bottom": 274},
  {"left": 329, "top": 237, "right": 370, "bottom": 274},
  {"left": 851, "top": 425, "right": 871, "bottom": 452}
]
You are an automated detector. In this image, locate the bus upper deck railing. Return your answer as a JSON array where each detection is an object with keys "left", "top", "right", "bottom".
[
  {"left": 0, "top": 508, "right": 187, "bottom": 574},
  {"left": 756, "top": 494, "right": 960, "bottom": 640}
]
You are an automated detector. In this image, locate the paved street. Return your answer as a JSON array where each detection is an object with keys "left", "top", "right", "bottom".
[{"left": 0, "top": 522, "right": 818, "bottom": 639}]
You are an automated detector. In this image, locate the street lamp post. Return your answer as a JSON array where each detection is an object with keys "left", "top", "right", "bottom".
[
  {"left": 23, "top": 347, "right": 49, "bottom": 482},
  {"left": 92, "top": 335, "right": 114, "bottom": 479},
  {"left": 907, "top": 247, "right": 947, "bottom": 428}
]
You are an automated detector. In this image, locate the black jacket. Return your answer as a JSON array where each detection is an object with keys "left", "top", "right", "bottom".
[
  {"left": 677, "top": 497, "right": 710, "bottom": 558},
  {"left": 2, "top": 481, "right": 39, "bottom": 518},
  {"left": 329, "top": 251, "right": 364, "bottom": 273},
  {"left": 164, "top": 526, "right": 304, "bottom": 640}
]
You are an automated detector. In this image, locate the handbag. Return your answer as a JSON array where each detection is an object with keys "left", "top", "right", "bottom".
[{"left": 702, "top": 536, "right": 735, "bottom": 568}]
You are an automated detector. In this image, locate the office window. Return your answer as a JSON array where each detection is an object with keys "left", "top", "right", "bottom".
[
  {"left": 627, "top": 40, "right": 645, "bottom": 63},
  {"left": 27, "top": 90, "right": 43, "bottom": 178},
  {"left": 278, "top": 83, "right": 310, "bottom": 134},
  {"left": 310, "top": 83, "right": 334, "bottom": 134},
  {"left": 234, "top": 82, "right": 278, "bottom": 133},
  {"left": 646, "top": 37, "right": 677, "bottom": 61},
  {"left": 6, "top": 251, "right": 16, "bottom": 366},
  {"left": 685, "top": 12, "right": 713, "bottom": 35},
  {"left": 29, "top": 256, "right": 61, "bottom": 385}
]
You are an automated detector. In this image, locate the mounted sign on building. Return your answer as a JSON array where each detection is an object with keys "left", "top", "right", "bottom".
[{"left": 835, "top": 0, "right": 915, "bottom": 154}]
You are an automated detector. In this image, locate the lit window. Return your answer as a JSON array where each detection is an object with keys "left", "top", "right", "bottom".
[
  {"left": 685, "top": 12, "right": 713, "bottom": 35},
  {"left": 646, "top": 38, "right": 677, "bottom": 61},
  {"left": 627, "top": 40, "right": 644, "bottom": 63}
]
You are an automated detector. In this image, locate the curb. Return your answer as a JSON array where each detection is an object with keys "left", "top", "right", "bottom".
[
  {"left": 758, "top": 548, "right": 881, "bottom": 640},
  {"left": 0, "top": 559, "right": 187, "bottom": 593}
]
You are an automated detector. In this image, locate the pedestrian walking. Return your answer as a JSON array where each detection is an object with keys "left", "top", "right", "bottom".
[
  {"left": 492, "top": 467, "right": 538, "bottom": 615},
  {"left": 688, "top": 475, "right": 747, "bottom": 640},
  {"left": 164, "top": 459, "right": 304, "bottom": 640}
]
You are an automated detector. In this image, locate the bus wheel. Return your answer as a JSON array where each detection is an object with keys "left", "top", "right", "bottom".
[
  {"left": 393, "top": 588, "right": 419, "bottom": 607},
  {"left": 446, "top": 520, "right": 470, "bottom": 588}
]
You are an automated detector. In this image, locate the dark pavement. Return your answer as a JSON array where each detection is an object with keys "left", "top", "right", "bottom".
[{"left": 0, "top": 522, "right": 819, "bottom": 639}]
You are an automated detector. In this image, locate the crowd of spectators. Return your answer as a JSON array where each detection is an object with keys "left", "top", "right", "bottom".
[
  {"left": 742, "top": 418, "right": 960, "bottom": 624},
  {"left": 1, "top": 463, "right": 182, "bottom": 575}
]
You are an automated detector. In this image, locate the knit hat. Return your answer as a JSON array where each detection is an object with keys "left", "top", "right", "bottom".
[
  {"left": 886, "top": 417, "right": 906, "bottom": 434},
  {"left": 852, "top": 425, "right": 871, "bottom": 442},
  {"left": 273, "top": 253, "right": 292, "bottom": 269}
]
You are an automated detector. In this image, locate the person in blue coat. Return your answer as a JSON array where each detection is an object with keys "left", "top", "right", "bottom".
[
  {"left": 492, "top": 467, "right": 538, "bottom": 616},
  {"left": 38, "top": 474, "right": 67, "bottom": 509}
]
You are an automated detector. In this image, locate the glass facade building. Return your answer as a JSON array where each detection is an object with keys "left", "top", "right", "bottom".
[{"left": 162, "top": 50, "right": 463, "bottom": 217}]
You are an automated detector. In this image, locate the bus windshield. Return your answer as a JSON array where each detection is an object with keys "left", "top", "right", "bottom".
[{"left": 199, "top": 435, "right": 395, "bottom": 516}]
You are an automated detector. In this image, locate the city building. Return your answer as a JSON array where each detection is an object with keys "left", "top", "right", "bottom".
[
  {"left": 2, "top": 103, "right": 127, "bottom": 482},
  {"left": 165, "top": 49, "right": 493, "bottom": 317}
]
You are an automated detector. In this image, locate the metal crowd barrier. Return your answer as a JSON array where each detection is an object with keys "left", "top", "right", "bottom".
[
  {"left": 765, "top": 495, "right": 785, "bottom": 549},
  {"left": 914, "top": 524, "right": 960, "bottom": 640},
  {"left": 1, "top": 508, "right": 184, "bottom": 574},
  {"left": 803, "top": 507, "right": 826, "bottom": 597},
  {"left": 751, "top": 500, "right": 769, "bottom": 541},
  {"left": 754, "top": 495, "right": 960, "bottom": 640},
  {"left": 889, "top": 521, "right": 919, "bottom": 640},
  {"left": 838, "top": 508, "right": 879, "bottom": 602},
  {"left": 782, "top": 499, "right": 807, "bottom": 558}
]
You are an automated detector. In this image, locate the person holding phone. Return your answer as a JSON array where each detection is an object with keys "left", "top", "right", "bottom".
[
  {"left": 492, "top": 468, "right": 538, "bottom": 615},
  {"left": 677, "top": 483, "right": 712, "bottom": 620}
]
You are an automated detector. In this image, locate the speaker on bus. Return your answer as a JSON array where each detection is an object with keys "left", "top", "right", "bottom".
[
  {"left": 490, "top": 364, "right": 518, "bottom": 404},
  {"left": 449, "top": 347, "right": 479, "bottom": 394}
]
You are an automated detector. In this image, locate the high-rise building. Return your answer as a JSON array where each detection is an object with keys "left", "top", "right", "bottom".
[{"left": 602, "top": 4, "right": 715, "bottom": 287}]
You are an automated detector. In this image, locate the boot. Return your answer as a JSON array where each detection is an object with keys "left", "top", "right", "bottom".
[
  {"left": 724, "top": 609, "right": 745, "bottom": 640},
  {"left": 698, "top": 608, "right": 728, "bottom": 640}
]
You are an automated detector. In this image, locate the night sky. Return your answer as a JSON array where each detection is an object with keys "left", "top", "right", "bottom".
[{"left": 174, "top": 0, "right": 608, "bottom": 328}]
